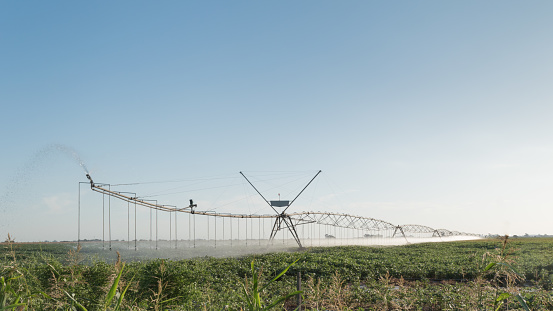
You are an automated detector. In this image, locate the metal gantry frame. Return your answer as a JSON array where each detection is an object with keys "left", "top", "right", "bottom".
[
  {"left": 78, "top": 173, "right": 480, "bottom": 249},
  {"left": 239, "top": 170, "right": 322, "bottom": 248}
]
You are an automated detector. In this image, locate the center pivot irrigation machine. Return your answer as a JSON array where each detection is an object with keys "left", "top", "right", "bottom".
[{"left": 79, "top": 171, "right": 479, "bottom": 250}]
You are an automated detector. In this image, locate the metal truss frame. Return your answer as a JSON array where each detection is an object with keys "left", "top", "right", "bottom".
[{"left": 82, "top": 173, "right": 480, "bottom": 248}]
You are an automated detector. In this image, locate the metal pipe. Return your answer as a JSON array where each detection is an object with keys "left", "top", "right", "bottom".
[
  {"left": 128, "top": 201, "right": 129, "bottom": 249},
  {"left": 102, "top": 193, "right": 105, "bottom": 249},
  {"left": 108, "top": 184, "right": 111, "bottom": 251},
  {"left": 134, "top": 201, "right": 137, "bottom": 251}
]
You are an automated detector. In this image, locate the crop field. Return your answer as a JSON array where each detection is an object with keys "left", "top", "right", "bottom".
[{"left": 2, "top": 237, "right": 553, "bottom": 310}]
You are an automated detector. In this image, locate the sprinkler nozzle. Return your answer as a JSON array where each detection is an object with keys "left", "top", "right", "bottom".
[{"left": 86, "top": 173, "right": 94, "bottom": 186}]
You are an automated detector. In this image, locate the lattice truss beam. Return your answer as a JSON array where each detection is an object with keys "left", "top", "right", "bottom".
[
  {"left": 84, "top": 174, "right": 479, "bottom": 249},
  {"left": 89, "top": 182, "right": 477, "bottom": 236},
  {"left": 287, "top": 212, "right": 396, "bottom": 231},
  {"left": 399, "top": 224, "right": 477, "bottom": 237}
]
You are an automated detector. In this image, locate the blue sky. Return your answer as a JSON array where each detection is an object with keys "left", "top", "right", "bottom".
[{"left": 1, "top": 1, "right": 553, "bottom": 241}]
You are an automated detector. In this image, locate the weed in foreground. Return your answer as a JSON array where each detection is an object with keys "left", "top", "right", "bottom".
[
  {"left": 65, "top": 258, "right": 132, "bottom": 311},
  {"left": 239, "top": 259, "right": 301, "bottom": 311}
]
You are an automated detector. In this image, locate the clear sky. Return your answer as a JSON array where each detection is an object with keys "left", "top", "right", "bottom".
[{"left": 1, "top": 1, "right": 553, "bottom": 242}]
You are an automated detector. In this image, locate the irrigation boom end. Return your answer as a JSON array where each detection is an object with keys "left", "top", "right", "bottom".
[{"left": 86, "top": 173, "right": 94, "bottom": 187}]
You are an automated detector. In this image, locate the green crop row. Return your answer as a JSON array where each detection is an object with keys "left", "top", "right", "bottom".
[{"left": 2, "top": 237, "right": 553, "bottom": 310}]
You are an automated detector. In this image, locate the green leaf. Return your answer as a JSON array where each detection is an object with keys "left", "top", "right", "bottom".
[
  {"left": 238, "top": 258, "right": 300, "bottom": 311},
  {"left": 0, "top": 303, "right": 26, "bottom": 311},
  {"left": 114, "top": 276, "right": 133, "bottom": 311},
  {"left": 39, "top": 291, "right": 53, "bottom": 300},
  {"left": 241, "top": 284, "right": 252, "bottom": 306},
  {"left": 104, "top": 263, "right": 125, "bottom": 310},
  {"left": 514, "top": 294, "right": 531, "bottom": 311},
  {"left": 495, "top": 292, "right": 511, "bottom": 302},
  {"left": 64, "top": 291, "right": 88, "bottom": 311},
  {"left": 260, "top": 258, "right": 300, "bottom": 292},
  {"left": 483, "top": 262, "right": 496, "bottom": 272},
  {"left": 251, "top": 261, "right": 260, "bottom": 307},
  {"left": 263, "top": 291, "right": 302, "bottom": 310},
  {"left": 494, "top": 292, "right": 511, "bottom": 311}
]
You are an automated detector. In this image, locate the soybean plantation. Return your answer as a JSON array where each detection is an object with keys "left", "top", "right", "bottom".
[{"left": 2, "top": 237, "right": 553, "bottom": 310}]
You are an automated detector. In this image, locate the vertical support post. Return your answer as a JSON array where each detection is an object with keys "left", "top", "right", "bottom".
[
  {"left": 102, "top": 193, "right": 105, "bottom": 250},
  {"left": 214, "top": 216, "right": 217, "bottom": 248},
  {"left": 302, "top": 221, "right": 304, "bottom": 243},
  {"left": 319, "top": 221, "right": 321, "bottom": 246},
  {"left": 283, "top": 221, "right": 286, "bottom": 245},
  {"left": 156, "top": 208, "right": 158, "bottom": 250},
  {"left": 297, "top": 271, "right": 302, "bottom": 309},
  {"left": 134, "top": 201, "right": 137, "bottom": 251},
  {"left": 78, "top": 182, "right": 81, "bottom": 247},
  {"left": 127, "top": 201, "right": 130, "bottom": 249},
  {"left": 108, "top": 185, "right": 111, "bottom": 251}
]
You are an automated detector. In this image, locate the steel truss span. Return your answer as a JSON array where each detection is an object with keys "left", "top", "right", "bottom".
[
  {"left": 81, "top": 173, "right": 480, "bottom": 249},
  {"left": 287, "top": 212, "right": 396, "bottom": 231}
]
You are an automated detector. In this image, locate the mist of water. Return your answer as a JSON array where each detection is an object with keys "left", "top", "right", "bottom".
[
  {"left": 72, "top": 235, "right": 482, "bottom": 263},
  {"left": 0, "top": 144, "right": 89, "bottom": 236},
  {"left": 49, "top": 144, "right": 89, "bottom": 174}
]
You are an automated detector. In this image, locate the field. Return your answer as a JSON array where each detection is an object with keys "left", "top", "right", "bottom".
[{"left": 2, "top": 237, "right": 553, "bottom": 310}]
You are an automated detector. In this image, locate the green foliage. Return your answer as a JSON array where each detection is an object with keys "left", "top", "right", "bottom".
[
  {"left": 63, "top": 262, "right": 132, "bottom": 311},
  {"left": 130, "top": 259, "right": 196, "bottom": 308},
  {"left": 3, "top": 237, "right": 553, "bottom": 309},
  {"left": 0, "top": 276, "right": 26, "bottom": 310},
  {"left": 239, "top": 259, "right": 301, "bottom": 310},
  {"left": 82, "top": 261, "right": 113, "bottom": 304}
]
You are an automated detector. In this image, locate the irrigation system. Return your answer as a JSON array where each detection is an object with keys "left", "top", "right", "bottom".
[{"left": 78, "top": 171, "right": 480, "bottom": 250}]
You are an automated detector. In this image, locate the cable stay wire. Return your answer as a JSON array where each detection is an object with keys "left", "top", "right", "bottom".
[
  {"left": 140, "top": 179, "right": 216, "bottom": 197},
  {"left": 137, "top": 183, "right": 244, "bottom": 199},
  {"left": 280, "top": 175, "right": 321, "bottom": 201},
  {"left": 243, "top": 178, "right": 254, "bottom": 216},
  {"left": 140, "top": 179, "right": 242, "bottom": 198},
  {"left": 240, "top": 170, "right": 316, "bottom": 175},
  {"left": 305, "top": 174, "right": 321, "bottom": 211},
  {"left": 245, "top": 172, "right": 320, "bottom": 201},
  {"left": 203, "top": 181, "right": 247, "bottom": 213},
  {"left": 203, "top": 194, "right": 258, "bottom": 213},
  {"left": 108, "top": 174, "right": 241, "bottom": 187},
  {"left": 246, "top": 171, "right": 317, "bottom": 186}
]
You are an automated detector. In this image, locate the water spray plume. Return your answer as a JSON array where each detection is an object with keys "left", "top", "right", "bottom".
[
  {"left": 50, "top": 143, "right": 89, "bottom": 174},
  {"left": 0, "top": 144, "right": 90, "bottom": 235}
]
